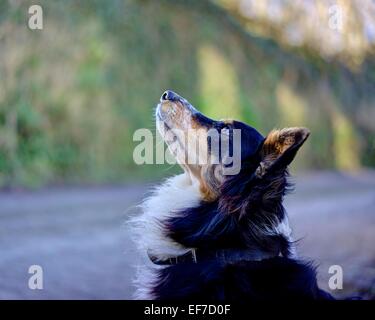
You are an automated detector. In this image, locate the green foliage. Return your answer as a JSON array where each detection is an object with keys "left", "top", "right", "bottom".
[{"left": 0, "top": 0, "right": 374, "bottom": 188}]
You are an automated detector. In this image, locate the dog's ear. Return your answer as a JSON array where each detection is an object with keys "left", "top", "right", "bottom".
[{"left": 255, "top": 127, "right": 310, "bottom": 177}]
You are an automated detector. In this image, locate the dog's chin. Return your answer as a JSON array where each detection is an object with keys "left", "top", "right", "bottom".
[
  {"left": 155, "top": 104, "right": 165, "bottom": 126},
  {"left": 156, "top": 104, "right": 175, "bottom": 135}
]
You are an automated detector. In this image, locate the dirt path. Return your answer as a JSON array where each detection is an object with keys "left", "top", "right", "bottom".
[{"left": 0, "top": 171, "right": 374, "bottom": 299}]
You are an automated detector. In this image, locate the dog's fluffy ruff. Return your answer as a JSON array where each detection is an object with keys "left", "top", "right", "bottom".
[{"left": 131, "top": 174, "right": 199, "bottom": 299}]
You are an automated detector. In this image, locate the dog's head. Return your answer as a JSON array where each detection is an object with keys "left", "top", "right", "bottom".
[{"left": 156, "top": 90, "right": 309, "bottom": 202}]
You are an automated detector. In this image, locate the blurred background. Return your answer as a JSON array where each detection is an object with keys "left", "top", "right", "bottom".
[{"left": 0, "top": 0, "right": 374, "bottom": 299}]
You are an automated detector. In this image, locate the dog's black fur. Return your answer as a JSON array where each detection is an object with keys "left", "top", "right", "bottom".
[
  {"left": 142, "top": 91, "right": 334, "bottom": 300},
  {"left": 153, "top": 257, "right": 333, "bottom": 300}
]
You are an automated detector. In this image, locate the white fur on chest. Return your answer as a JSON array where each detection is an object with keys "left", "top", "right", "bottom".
[
  {"left": 131, "top": 174, "right": 201, "bottom": 299},
  {"left": 132, "top": 173, "right": 201, "bottom": 260},
  {"left": 131, "top": 173, "right": 296, "bottom": 298}
]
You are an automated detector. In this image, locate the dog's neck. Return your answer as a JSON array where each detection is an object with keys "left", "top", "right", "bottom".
[
  {"left": 133, "top": 171, "right": 296, "bottom": 263},
  {"left": 219, "top": 168, "right": 295, "bottom": 257},
  {"left": 132, "top": 174, "right": 201, "bottom": 261}
]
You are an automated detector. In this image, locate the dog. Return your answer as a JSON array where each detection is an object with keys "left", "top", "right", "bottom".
[{"left": 132, "top": 90, "right": 334, "bottom": 300}]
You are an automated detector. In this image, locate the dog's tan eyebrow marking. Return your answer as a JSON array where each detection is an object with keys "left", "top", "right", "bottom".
[{"left": 223, "top": 119, "right": 234, "bottom": 125}]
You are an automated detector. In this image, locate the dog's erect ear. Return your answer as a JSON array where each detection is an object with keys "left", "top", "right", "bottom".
[{"left": 255, "top": 127, "right": 310, "bottom": 177}]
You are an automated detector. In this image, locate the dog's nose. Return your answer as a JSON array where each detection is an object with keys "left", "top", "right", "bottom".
[{"left": 161, "top": 90, "right": 180, "bottom": 102}]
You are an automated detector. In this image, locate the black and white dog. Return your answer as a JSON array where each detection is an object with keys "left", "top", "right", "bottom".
[{"left": 132, "top": 90, "right": 333, "bottom": 300}]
